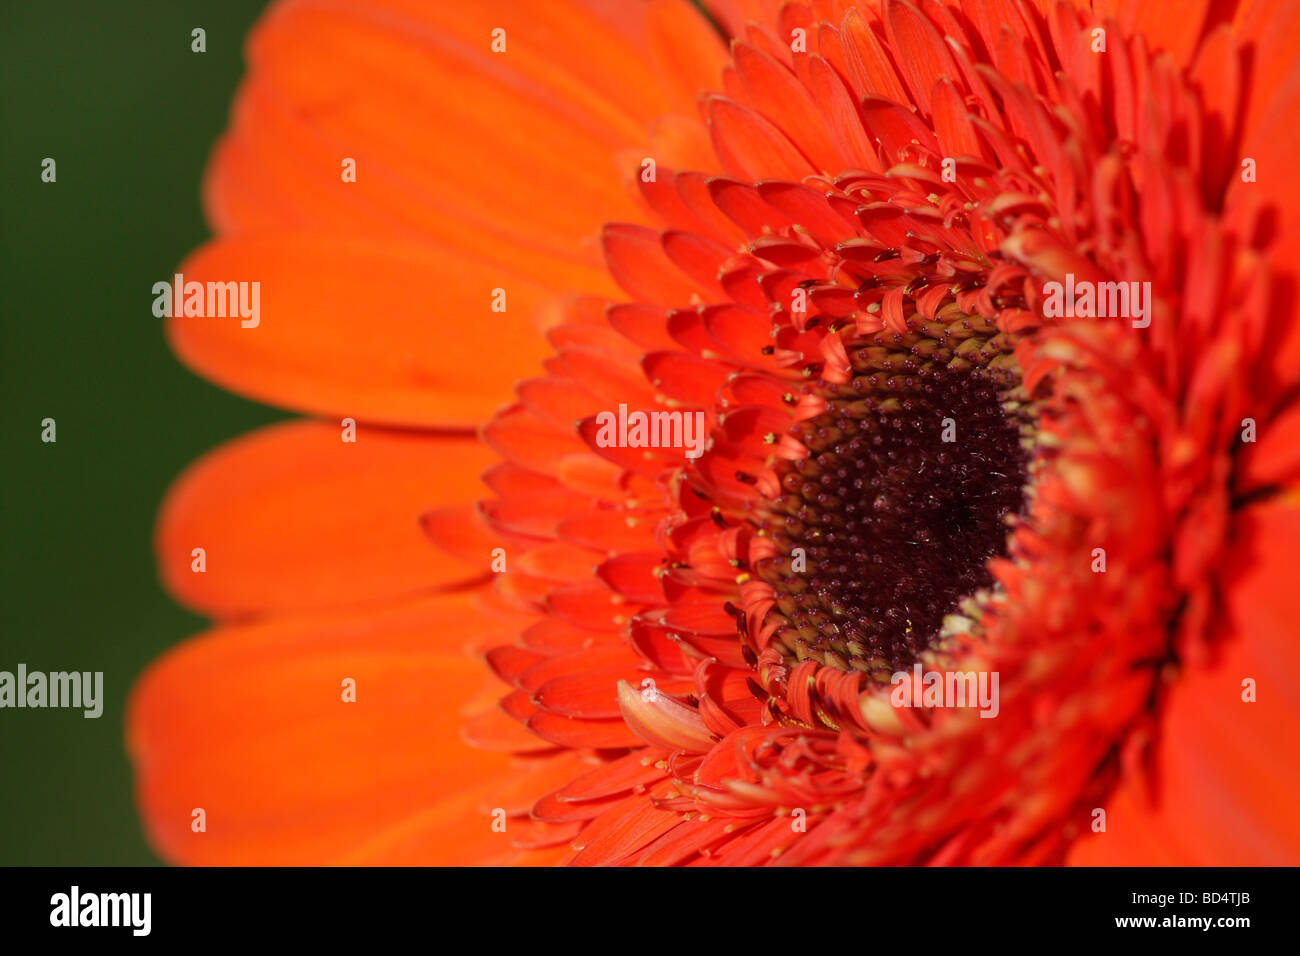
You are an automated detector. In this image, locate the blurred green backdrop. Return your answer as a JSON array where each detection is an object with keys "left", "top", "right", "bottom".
[{"left": 1, "top": 0, "right": 274, "bottom": 864}]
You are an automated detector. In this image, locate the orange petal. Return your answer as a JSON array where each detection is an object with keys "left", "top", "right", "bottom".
[
  {"left": 127, "top": 591, "right": 524, "bottom": 865},
  {"left": 617, "top": 679, "right": 717, "bottom": 752},
  {"left": 570, "top": 792, "right": 683, "bottom": 865},
  {"left": 706, "top": 95, "right": 818, "bottom": 182},
  {"left": 526, "top": 710, "right": 644, "bottom": 749},
  {"left": 707, "top": 0, "right": 784, "bottom": 39},
  {"left": 1238, "top": 401, "right": 1300, "bottom": 492},
  {"left": 1225, "top": 0, "right": 1300, "bottom": 385},
  {"left": 157, "top": 419, "right": 494, "bottom": 618},
  {"left": 209, "top": 0, "right": 726, "bottom": 249},
  {"left": 420, "top": 503, "right": 516, "bottom": 569},
  {"left": 1068, "top": 495, "right": 1300, "bottom": 864},
  {"left": 167, "top": 234, "right": 557, "bottom": 428}
]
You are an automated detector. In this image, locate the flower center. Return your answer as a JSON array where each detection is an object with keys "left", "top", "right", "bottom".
[{"left": 753, "top": 327, "right": 1033, "bottom": 680}]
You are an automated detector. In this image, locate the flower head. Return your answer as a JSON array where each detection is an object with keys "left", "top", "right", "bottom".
[{"left": 131, "top": 0, "right": 1300, "bottom": 865}]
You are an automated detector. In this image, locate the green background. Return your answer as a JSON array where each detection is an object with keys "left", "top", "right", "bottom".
[{"left": 1, "top": 0, "right": 274, "bottom": 864}]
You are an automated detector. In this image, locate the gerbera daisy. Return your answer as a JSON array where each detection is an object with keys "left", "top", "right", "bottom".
[{"left": 129, "top": 0, "right": 1300, "bottom": 865}]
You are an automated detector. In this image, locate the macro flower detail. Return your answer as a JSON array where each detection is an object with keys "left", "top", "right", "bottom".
[
  {"left": 752, "top": 359, "right": 1033, "bottom": 679},
  {"left": 130, "top": 0, "right": 1300, "bottom": 866}
]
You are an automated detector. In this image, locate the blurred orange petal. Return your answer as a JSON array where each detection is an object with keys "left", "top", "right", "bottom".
[
  {"left": 128, "top": 590, "right": 529, "bottom": 865},
  {"left": 157, "top": 419, "right": 495, "bottom": 617}
]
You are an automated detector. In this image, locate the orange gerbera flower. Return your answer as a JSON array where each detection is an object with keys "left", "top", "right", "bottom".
[{"left": 129, "top": 0, "right": 1300, "bottom": 865}]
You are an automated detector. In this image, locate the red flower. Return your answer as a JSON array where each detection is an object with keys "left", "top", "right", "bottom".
[{"left": 132, "top": 0, "right": 1300, "bottom": 865}]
